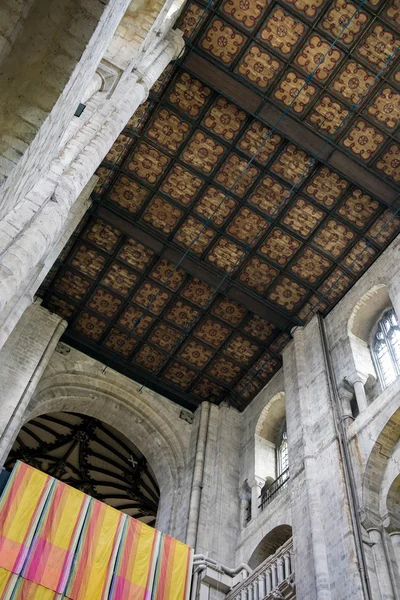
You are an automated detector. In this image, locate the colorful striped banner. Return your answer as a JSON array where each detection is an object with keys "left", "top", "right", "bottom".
[
  {"left": 0, "top": 567, "right": 17, "bottom": 600},
  {"left": 152, "top": 535, "right": 193, "bottom": 600},
  {"left": 9, "top": 577, "right": 59, "bottom": 600},
  {"left": 22, "top": 480, "right": 90, "bottom": 594},
  {"left": 0, "top": 463, "right": 192, "bottom": 600},
  {"left": 109, "top": 516, "right": 160, "bottom": 600},
  {"left": 65, "top": 499, "right": 123, "bottom": 600},
  {"left": 0, "top": 462, "right": 52, "bottom": 574}
]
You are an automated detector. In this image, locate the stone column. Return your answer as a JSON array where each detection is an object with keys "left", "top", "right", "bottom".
[
  {"left": 345, "top": 371, "right": 369, "bottom": 413},
  {"left": 389, "top": 532, "right": 400, "bottom": 571},
  {"left": 249, "top": 477, "right": 263, "bottom": 519},
  {"left": 0, "top": 303, "right": 66, "bottom": 465},
  {"left": 388, "top": 276, "right": 400, "bottom": 326},
  {"left": 338, "top": 385, "right": 354, "bottom": 423},
  {"left": 284, "top": 318, "right": 365, "bottom": 599},
  {"left": 0, "top": 30, "right": 184, "bottom": 335},
  {"left": 369, "top": 528, "right": 395, "bottom": 600}
]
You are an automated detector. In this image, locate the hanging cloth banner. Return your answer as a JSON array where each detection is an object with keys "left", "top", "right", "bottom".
[
  {"left": 64, "top": 498, "right": 123, "bottom": 600},
  {"left": 152, "top": 535, "right": 193, "bottom": 600},
  {"left": 22, "top": 480, "right": 90, "bottom": 594},
  {"left": 0, "top": 463, "right": 52, "bottom": 574},
  {"left": 0, "top": 463, "right": 193, "bottom": 600},
  {"left": 109, "top": 515, "right": 160, "bottom": 600}
]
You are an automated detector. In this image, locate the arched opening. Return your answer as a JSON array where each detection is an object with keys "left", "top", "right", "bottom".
[
  {"left": 5, "top": 411, "right": 159, "bottom": 526},
  {"left": 347, "top": 285, "right": 393, "bottom": 403},
  {"left": 248, "top": 525, "right": 292, "bottom": 569},
  {"left": 362, "top": 409, "right": 400, "bottom": 595},
  {"left": 254, "top": 392, "right": 289, "bottom": 510}
]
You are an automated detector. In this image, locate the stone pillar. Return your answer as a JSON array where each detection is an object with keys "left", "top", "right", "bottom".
[
  {"left": 0, "top": 303, "right": 66, "bottom": 465},
  {"left": 338, "top": 385, "right": 355, "bottom": 423},
  {"left": 389, "top": 532, "right": 400, "bottom": 571},
  {"left": 265, "top": 568, "right": 272, "bottom": 593},
  {"left": 369, "top": 528, "right": 395, "bottom": 599},
  {"left": 345, "top": 371, "right": 369, "bottom": 413},
  {"left": 0, "top": 30, "right": 184, "bottom": 337},
  {"left": 249, "top": 477, "right": 263, "bottom": 519},
  {"left": 388, "top": 276, "right": 400, "bottom": 325},
  {"left": 283, "top": 318, "right": 365, "bottom": 599},
  {"left": 258, "top": 572, "right": 265, "bottom": 598}
]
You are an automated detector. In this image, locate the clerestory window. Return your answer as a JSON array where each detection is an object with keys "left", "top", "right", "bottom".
[
  {"left": 372, "top": 309, "right": 400, "bottom": 389},
  {"left": 277, "top": 425, "right": 288, "bottom": 475}
]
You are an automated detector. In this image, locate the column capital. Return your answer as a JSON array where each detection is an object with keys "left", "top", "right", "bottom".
[
  {"left": 248, "top": 476, "right": 264, "bottom": 489},
  {"left": 345, "top": 370, "right": 369, "bottom": 387}
]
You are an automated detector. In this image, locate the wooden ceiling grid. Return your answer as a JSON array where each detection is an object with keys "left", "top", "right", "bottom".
[{"left": 38, "top": 0, "right": 400, "bottom": 411}]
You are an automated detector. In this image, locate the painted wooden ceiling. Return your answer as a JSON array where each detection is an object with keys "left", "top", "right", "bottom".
[
  {"left": 6, "top": 412, "right": 159, "bottom": 525},
  {"left": 38, "top": 0, "right": 400, "bottom": 411}
]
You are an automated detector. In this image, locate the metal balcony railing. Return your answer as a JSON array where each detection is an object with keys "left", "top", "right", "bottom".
[{"left": 259, "top": 468, "right": 289, "bottom": 511}]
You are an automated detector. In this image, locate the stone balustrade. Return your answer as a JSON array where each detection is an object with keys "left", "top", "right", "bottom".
[{"left": 226, "top": 538, "right": 295, "bottom": 600}]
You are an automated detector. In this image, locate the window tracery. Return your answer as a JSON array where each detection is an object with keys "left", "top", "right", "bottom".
[{"left": 372, "top": 309, "right": 400, "bottom": 389}]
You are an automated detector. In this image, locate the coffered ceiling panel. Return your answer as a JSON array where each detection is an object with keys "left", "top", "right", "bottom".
[{"left": 38, "top": 0, "right": 400, "bottom": 411}]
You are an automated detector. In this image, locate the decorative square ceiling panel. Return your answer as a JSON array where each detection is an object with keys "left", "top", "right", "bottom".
[
  {"left": 248, "top": 175, "right": 290, "bottom": 217},
  {"left": 142, "top": 196, "right": 183, "bottom": 234},
  {"left": 101, "top": 263, "right": 138, "bottom": 296},
  {"left": 237, "top": 121, "right": 282, "bottom": 165},
  {"left": 319, "top": 0, "right": 369, "bottom": 47},
  {"left": 39, "top": 0, "right": 400, "bottom": 412},
  {"left": 289, "top": 247, "right": 332, "bottom": 284},
  {"left": 181, "top": 130, "right": 225, "bottom": 174},
  {"left": 267, "top": 275, "right": 308, "bottom": 312},
  {"left": 312, "top": 218, "right": 355, "bottom": 258},
  {"left": 259, "top": 227, "right": 302, "bottom": 266},
  {"left": 257, "top": 6, "right": 306, "bottom": 58},
  {"left": 211, "top": 297, "right": 247, "bottom": 325},
  {"left": 295, "top": 34, "right": 344, "bottom": 83},
  {"left": 271, "top": 144, "right": 313, "bottom": 186},
  {"left": 236, "top": 44, "right": 282, "bottom": 89},
  {"left": 374, "top": 143, "right": 400, "bottom": 182},
  {"left": 305, "top": 167, "right": 349, "bottom": 208},
  {"left": 168, "top": 72, "right": 212, "bottom": 118},
  {"left": 145, "top": 108, "right": 191, "bottom": 153},
  {"left": 367, "top": 86, "right": 400, "bottom": 132},
  {"left": 207, "top": 236, "right": 245, "bottom": 272},
  {"left": 108, "top": 175, "right": 149, "bottom": 215},
  {"left": 281, "top": 197, "right": 325, "bottom": 238},
  {"left": 200, "top": 18, "right": 246, "bottom": 65},
  {"left": 202, "top": 97, "right": 247, "bottom": 141},
  {"left": 127, "top": 142, "right": 170, "bottom": 184},
  {"left": 281, "top": 0, "right": 325, "bottom": 21},
  {"left": 273, "top": 70, "right": 317, "bottom": 113},
  {"left": 331, "top": 60, "right": 375, "bottom": 105},
  {"left": 238, "top": 257, "right": 278, "bottom": 293},
  {"left": 174, "top": 216, "right": 216, "bottom": 254},
  {"left": 160, "top": 165, "right": 204, "bottom": 206},
  {"left": 194, "top": 317, "right": 231, "bottom": 348},
  {"left": 215, "top": 153, "right": 260, "bottom": 196},
  {"left": 70, "top": 245, "right": 106, "bottom": 279},
  {"left": 307, "top": 94, "right": 349, "bottom": 136},
  {"left": 341, "top": 119, "right": 386, "bottom": 161},
  {"left": 194, "top": 186, "right": 237, "bottom": 226},
  {"left": 221, "top": 0, "right": 269, "bottom": 32},
  {"left": 226, "top": 207, "right": 267, "bottom": 245}
]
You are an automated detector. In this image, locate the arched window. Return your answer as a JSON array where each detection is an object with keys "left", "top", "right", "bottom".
[
  {"left": 372, "top": 309, "right": 400, "bottom": 389},
  {"left": 276, "top": 423, "right": 288, "bottom": 475}
]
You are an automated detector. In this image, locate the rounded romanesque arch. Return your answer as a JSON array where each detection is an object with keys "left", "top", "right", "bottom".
[
  {"left": 254, "top": 392, "right": 286, "bottom": 483},
  {"left": 363, "top": 407, "right": 400, "bottom": 528},
  {"left": 10, "top": 369, "right": 189, "bottom": 540},
  {"left": 248, "top": 524, "right": 292, "bottom": 569}
]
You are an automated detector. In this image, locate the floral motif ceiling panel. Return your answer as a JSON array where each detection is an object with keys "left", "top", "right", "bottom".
[{"left": 38, "top": 0, "right": 400, "bottom": 411}]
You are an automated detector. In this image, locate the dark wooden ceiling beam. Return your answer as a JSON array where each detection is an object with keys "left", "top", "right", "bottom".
[
  {"left": 184, "top": 52, "right": 398, "bottom": 208},
  {"left": 97, "top": 206, "right": 295, "bottom": 330}
]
